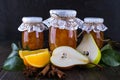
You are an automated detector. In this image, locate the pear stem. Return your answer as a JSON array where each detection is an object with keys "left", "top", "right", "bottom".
[
  {"left": 77, "top": 30, "right": 84, "bottom": 38},
  {"left": 89, "top": 62, "right": 103, "bottom": 70},
  {"left": 100, "top": 38, "right": 111, "bottom": 42}
]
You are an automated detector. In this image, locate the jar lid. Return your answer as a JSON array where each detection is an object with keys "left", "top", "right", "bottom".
[
  {"left": 22, "top": 17, "right": 43, "bottom": 23},
  {"left": 18, "top": 17, "right": 47, "bottom": 32},
  {"left": 50, "top": 9, "right": 77, "bottom": 17},
  {"left": 79, "top": 17, "right": 108, "bottom": 33},
  {"left": 84, "top": 17, "right": 104, "bottom": 23}
]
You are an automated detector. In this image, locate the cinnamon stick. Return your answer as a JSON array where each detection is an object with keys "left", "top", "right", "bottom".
[
  {"left": 51, "top": 65, "right": 65, "bottom": 79},
  {"left": 48, "top": 70, "right": 55, "bottom": 78},
  {"left": 39, "top": 64, "right": 50, "bottom": 76}
]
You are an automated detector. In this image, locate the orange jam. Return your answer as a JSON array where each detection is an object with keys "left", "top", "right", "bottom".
[
  {"left": 22, "top": 31, "right": 44, "bottom": 50},
  {"left": 18, "top": 17, "right": 45, "bottom": 50},
  {"left": 90, "top": 31, "right": 104, "bottom": 48},
  {"left": 49, "top": 27, "right": 77, "bottom": 51},
  {"left": 43, "top": 10, "right": 83, "bottom": 51}
]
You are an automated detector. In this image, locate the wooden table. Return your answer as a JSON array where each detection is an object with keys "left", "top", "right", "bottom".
[{"left": 0, "top": 41, "right": 120, "bottom": 80}]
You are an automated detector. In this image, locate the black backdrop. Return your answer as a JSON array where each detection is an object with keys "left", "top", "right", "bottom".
[{"left": 0, "top": 0, "right": 120, "bottom": 42}]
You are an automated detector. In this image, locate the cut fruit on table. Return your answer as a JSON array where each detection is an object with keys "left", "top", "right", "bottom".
[
  {"left": 19, "top": 49, "right": 48, "bottom": 59},
  {"left": 50, "top": 46, "right": 90, "bottom": 68},
  {"left": 19, "top": 49, "right": 50, "bottom": 68},
  {"left": 76, "top": 33, "right": 101, "bottom": 67}
]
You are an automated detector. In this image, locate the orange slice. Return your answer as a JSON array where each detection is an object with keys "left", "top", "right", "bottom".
[
  {"left": 19, "top": 49, "right": 49, "bottom": 66},
  {"left": 19, "top": 49, "right": 48, "bottom": 59},
  {"left": 24, "top": 50, "right": 50, "bottom": 68}
]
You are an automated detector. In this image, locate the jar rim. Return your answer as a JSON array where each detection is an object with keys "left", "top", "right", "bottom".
[
  {"left": 22, "top": 17, "right": 43, "bottom": 23},
  {"left": 84, "top": 17, "right": 104, "bottom": 23},
  {"left": 50, "top": 9, "right": 77, "bottom": 17}
]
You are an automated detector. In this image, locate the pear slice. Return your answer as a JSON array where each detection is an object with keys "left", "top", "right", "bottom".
[
  {"left": 76, "top": 33, "right": 101, "bottom": 67},
  {"left": 50, "top": 46, "right": 89, "bottom": 68}
]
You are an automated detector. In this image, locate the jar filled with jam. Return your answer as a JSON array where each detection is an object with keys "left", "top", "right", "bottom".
[
  {"left": 43, "top": 10, "right": 83, "bottom": 51},
  {"left": 18, "top": 17, "right": 46, "bottom": 50},
  {"left": 79, "top": 17, "right": 108, "bottom": 48}
]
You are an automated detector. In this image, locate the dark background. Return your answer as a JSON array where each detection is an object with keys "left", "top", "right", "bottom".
[{"left": 0, "top": 0, "right": 120, "bottom": 42}]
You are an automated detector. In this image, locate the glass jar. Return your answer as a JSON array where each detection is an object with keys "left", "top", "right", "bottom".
[
  {"left": 43, "top": 10, "right": 83, "bottom": 51},
  {"left": 80, "top": 17, "right": 108, "bottom": 48},
  {"left": 18, "top": 17, "right": 46, "bottom": 50}
]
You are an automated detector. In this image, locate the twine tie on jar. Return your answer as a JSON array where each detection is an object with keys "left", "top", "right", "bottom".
[{"left": 43, "top": 10, "right": 83, "bottom": 30}]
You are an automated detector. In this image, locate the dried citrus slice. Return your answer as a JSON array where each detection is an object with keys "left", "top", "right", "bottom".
[{"left": 24, "top": 51, "right": 50, "bottom": 68}]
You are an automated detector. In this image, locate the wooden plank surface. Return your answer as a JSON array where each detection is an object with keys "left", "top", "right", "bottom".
[{"left": 0, "top": 41, "right": 120, "bottom": 80}]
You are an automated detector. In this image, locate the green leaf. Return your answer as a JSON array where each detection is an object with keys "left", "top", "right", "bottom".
[
  {"left": 11, "top": 43, "right": 19, "bottom": 51},
  {"left": 101, "top": 44, "right": 113, "bottom": 52},
  {"left": 7, "top": 50, "right": 18, "bottom": 59},
  {"left": 7, "top": 43, "right": 19, "bottom": 59},
  {"left": 101, "top": 49, "right": 120, "bottom": 67},
  {"left": 3, "top": 56, "right": 25, "bottom": 71}
]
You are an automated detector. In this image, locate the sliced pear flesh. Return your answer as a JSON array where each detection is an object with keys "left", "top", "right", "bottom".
[
  {"left": 76, "top": 33, "right": 101, "bottom": 67},
  {"left": 50, "top": 46, "right": 89, "bottom": 68}
]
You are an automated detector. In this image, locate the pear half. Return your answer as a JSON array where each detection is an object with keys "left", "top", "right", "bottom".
[
  {"left": 50, "top": 46, "right": 89, "bottom": 68},
  {"left": 76, "top": 33, "right": 101, "bottom": 67}
]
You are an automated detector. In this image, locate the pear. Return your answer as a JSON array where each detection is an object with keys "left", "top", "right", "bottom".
[
  {"left": 50, "top": 46, "right": 89, "bottom": 68},
  {"left": 76, "top": 33, "right": 101, "bottom": 67}
]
